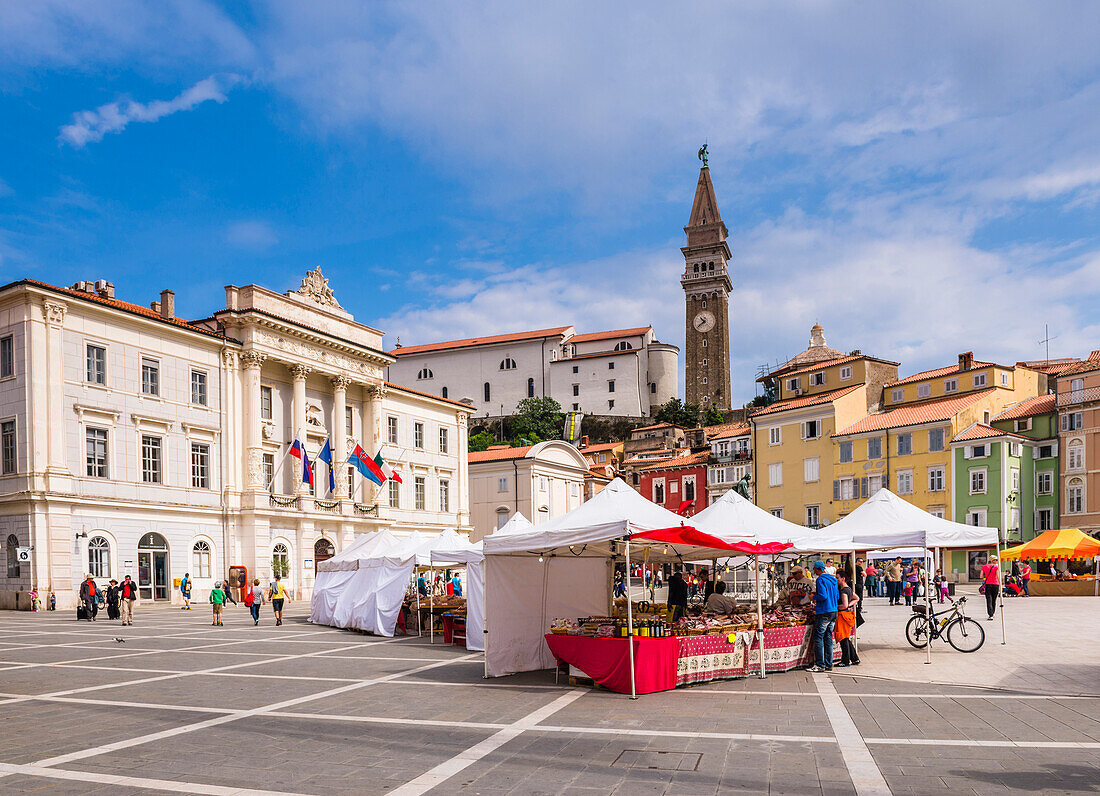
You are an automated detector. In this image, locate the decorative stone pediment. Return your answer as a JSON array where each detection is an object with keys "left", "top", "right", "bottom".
[{"left": 293, "top": 267, "right": 342, "bottom": 310}]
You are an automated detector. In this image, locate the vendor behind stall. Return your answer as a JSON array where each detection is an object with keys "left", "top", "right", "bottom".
[
  {"left": 778, "top": 566, "right": 815, "bottom": 607},
  {"left": 667, "top": 568, "right": 688, "bottom": 621},
  {"left": 704, "top": 580, "right": 737, "bottom": 614}
]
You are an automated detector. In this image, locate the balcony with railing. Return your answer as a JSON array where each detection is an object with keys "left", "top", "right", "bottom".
[
  {"left": 266, "top": 493, "right": 380, "bottom": 518},
  {"left": 1057, "top": 386, "right": 1100, "bottom": 407},
  {"left": 711, "top": 449, "right": 753, "bottom": 464}
]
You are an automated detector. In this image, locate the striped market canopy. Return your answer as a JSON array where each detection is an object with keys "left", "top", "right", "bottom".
[{"left": 1001, "top": 528, "right": 1100, "bottom": 561}]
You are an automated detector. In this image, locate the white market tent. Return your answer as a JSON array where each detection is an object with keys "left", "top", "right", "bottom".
[
  {"left": 689, "top": 489, "right": 807, "bottom": 547},
  {"left": 483, "top": 479, "right": 738, "bottom": 678},
  {"left": 828, "top": 488, "right": 999, "bottom": 550},
  {"left": 310, "top": 529, "right": 398, "bottom": 626}
]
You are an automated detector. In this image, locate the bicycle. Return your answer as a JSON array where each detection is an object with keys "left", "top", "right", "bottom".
[{"left": 904, "top": 595, "right": 985, "bottom": 653}]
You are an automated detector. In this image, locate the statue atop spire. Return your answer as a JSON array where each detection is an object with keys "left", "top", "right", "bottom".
[{"left": 697, "top": 143, "right": 709, "bottom": 167}]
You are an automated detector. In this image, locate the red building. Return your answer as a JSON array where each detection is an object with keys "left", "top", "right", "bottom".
[{"left": 638, "top": 451, "right": 711, "bottom": 516}]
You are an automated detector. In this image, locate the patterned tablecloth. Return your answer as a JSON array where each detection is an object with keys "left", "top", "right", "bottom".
[{"left": 676, "top": 625, "right": 838, "bottom": 687}]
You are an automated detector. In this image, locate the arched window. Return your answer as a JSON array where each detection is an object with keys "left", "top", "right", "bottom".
[
  {"left": 709, "top": 261, "right": 715, "bottom": 270},
  {"left": 6, "top": 533, "right": 19, "bottom": 579},
  {"left": 272, "top": 543, "right": 290, "bottom": 578},
  {"left": 614, "top": 341, "right": 633, "bottom": 351},
  {"left": 496, "top": 508, "right": 510, "bottom": 530},
  {"left": 1067, "top": 478, "right": 1084, "bottom": 513},
  {"left": 693, "top": 263, "right": 699, "bottom": 273},
  {"left": 441, "top": 387, "right": 448, "bottom": 399},
  {"left": 315, "top": 538, "right": 335, "bottom": 563},
  {"left": 88, "top": 536, "right": 111, "bottom": 578},
  {"left": 417, "top": 368, "right": 433, "bottom": 380},
  {"left": 191, "top": 540, "right": 211, "bottom": 579},
  {"left": 499, "top": 358, "right": 517, "bottom": 370},
  {"left": 527, "top": 377, "right": 535, "bottom": 398},
  {"left": 483, "top": 382, "right": 491, "bottom": 402}
]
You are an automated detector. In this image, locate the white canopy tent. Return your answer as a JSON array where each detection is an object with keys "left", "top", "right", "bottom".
[
  {"left": 310, "top": 529, "right": 398, "bottom": 626},
  {"left": 688, "top": 489, "right": 807, "bottom": 546},
  {"left": 828, "top": 488, "right": 999, "bottom": 550}
]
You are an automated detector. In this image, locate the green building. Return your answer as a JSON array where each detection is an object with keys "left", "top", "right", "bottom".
[{"left": 990, "top": 394, "right": 1059, "bottom": 537}]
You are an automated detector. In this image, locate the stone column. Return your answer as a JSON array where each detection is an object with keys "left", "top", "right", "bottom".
[
  {"left": 42, "top": 301, "right": 68, "bottom": 487},
  {"left": 289, "top": 364, "right": 310, "bottom": 494},
  {"left": 331, "top": 375, "right": 351, "bottom": 500},
  {"left": 366, "top": 384, "right": 386, "bottom": 504},
  {"left": 240, "top": 351, "right": 267, "bottom": 490},
  {"left": 456, "top": 411, "right": 470, "bottom": 529}
]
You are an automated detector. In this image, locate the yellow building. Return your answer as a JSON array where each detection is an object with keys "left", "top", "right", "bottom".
[
  {"left": 750, "top": 324, "right": 899, "bottom": 526},
  {"left": 832, "top": 352, "right": 1044, "bottom": 520}
]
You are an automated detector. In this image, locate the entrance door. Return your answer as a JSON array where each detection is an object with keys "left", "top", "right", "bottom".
[
  {"left": 138, "top": 552, "right": 153, "bottom": 600},
  {"left": 153, "top": 552, "right": 168, "bottom": 600},
  {"left": 138, "top": 532, "right": 169, "bottom": 601}
]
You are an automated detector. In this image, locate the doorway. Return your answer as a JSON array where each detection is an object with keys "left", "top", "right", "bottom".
[{"left": 138, "top": 532, "right": 169, "bottom": 600}]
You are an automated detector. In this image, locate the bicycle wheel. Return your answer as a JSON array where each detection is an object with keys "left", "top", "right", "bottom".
[
  {"left": 947, "top": 617, "right": 985, "bottom": 653},
  {"left": 905, "top": 614, "right": 931, "bottom": 648}
]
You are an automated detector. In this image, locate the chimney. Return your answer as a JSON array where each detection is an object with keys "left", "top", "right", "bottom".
[
  {"left": 580, "top": 435, "right": 589, "bottom": 448},
  {"left": 94, "top": 280, "right": 115, "bottom": 299},
  {"left": 958, "top": 351, "right": 974, "bottom": 371},
  {"left": 159, "top": 289, "right": 175, "bottom": 320}
]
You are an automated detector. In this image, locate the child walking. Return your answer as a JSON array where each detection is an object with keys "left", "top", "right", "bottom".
[{"left": 209, "top": 580, "right": 226, "bottom": 626}]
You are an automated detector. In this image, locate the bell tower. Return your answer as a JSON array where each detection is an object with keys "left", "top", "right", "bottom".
[{"left": 681, "top": 154, "right": 733, "bottom": 411}]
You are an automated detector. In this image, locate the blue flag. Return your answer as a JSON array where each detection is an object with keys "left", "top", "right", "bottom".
[{"left": 317, "top": 439, "right": 336, "bottom": 495}]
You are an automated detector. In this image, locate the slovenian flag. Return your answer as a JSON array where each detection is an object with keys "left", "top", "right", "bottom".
[
  {"left": 349, "top": 444, "right": 386, "bottom": 486},
  {"left": 289, "top": 439, "right": 314, "bottom": 486},
  {"left": 317, "top": 440, "right": 336, "bottom": 495},
  {"left": 375, "top": 451, "right": 402, "bottom": 484}
]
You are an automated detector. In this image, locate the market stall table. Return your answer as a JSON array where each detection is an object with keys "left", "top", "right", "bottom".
[
  {"left": 441, "top": 612, "right": 468, "bottom": 645},
  {"left": 545, "top": 634, "right": 679, "bottom": 695}
]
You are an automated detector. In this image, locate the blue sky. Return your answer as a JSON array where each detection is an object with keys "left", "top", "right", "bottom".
[{"left": 2, "top": 2, "right": 1099, "bottom": 405}]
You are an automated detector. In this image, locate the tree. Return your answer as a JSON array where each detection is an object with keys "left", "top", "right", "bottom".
[
  {"left": 702, "top": 407, "right": 727, "bottom": 427},
  {"left": 653, "top": 398, "right": 700, "bottom": 428},
  {"left": 468, "top": 430, "right": 496, "bottom": 452},
  {"left": 512, "top": 397, "right": 565, "bottom": 442}
]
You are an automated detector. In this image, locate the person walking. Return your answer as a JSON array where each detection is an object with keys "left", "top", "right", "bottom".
[
  {"left": 854, "top": 558, "right": 865, "bottom": 599},
  {"left": 980, "top": 556, "right": 1000, "bottom": 620},
  {"left": 835, "top": 570, "right": 861, "bottom": 667},
  {"left": 222, "top": 574, "right": 238, "bottom": 607},
  {"left": 886, "top": 557, "right": 903, "bottom": 605},
  {"left": 247, "top": 578, "right": 265, "bottom": 625},
  {"left": 667, "top": 568, "right": 687, "bottom": 622},
  {"left": 118, "top": 574, "right": 138, "bottom": 625},
  {"left": 808, "top": 560, "right": 839, "bottom": 672},
  {"left": 269, "top": 574, "right": 288, "bottom": 626},
  {"left": 105, "top": 579, "right": 121, "bottom": 620},
  {"left": 78, "top": 575, "right": 97, "bottom": 621},
  {"left": 864, "top": 562, "right": 877, "bottom": 599},
  {"left": 209, "top": 580, "right": 226, "bottom": 626},
  {"left": 180, "top": 572, "right": 192, "bottom": 610},
  {"left": 451, "top": 572, "right": 462, "bottom": 598},
  {"left": 1020, "top": 561, "right": 1031, "bottom": 597}
]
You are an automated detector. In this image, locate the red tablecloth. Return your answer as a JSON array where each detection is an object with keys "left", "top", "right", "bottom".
[
  {"left": 544, "top": 634, "right": 679, "bottom": 695},
  {"left": 441, "top": 614, "right": 466, "bottom": 646}
]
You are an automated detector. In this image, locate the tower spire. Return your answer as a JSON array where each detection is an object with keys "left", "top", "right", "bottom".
[{"left": 686, "top": 166, "right": 727, "bottom": 243}]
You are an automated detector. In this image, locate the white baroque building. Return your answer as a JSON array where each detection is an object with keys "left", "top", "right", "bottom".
[
  {"left": 385, "top": 325, "right": 678, "bottom": 418},
  {"left": 0, "top": 270, "right": 472, "bottom": 610}
]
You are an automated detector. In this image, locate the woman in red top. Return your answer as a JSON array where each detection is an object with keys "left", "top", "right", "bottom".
[
  {"left": 980, "top": 557, "right": 1000, "bottom": 619},
  {"left": 1019, "top": 561, "right": 1031, "bottom": 597}
]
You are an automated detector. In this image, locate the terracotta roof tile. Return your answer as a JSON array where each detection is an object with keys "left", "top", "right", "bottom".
[
  {"left": 837, "top": 389, "right": 994, "bottom": 435},
  {"left": 775, "top": 354, "right": 861, "bottom": 379},
  {"left": 889, "top": 361, "right": 995, "bottom": 386},
  {"left": 952, "top": 423, "right": 1028, "bottom": 443},
  {"left": 631, "top": 422, "right": 681, "bottom": 432},
  {"left": 10, "top": 279, "right": 233, "bottom": 342},
  {"left": 1015, "top": 358, "right": 1083, "bottom": 377},
  {"left": 705, "top": 422, "right": 749, "bottom": 440},
  {"left": 566, "top": 326, "right": 651, "bottom": 344},
  {"left": 468, "top": 444, "right": 535, "bottom": 463},
  {"left": 750, "top": 385, "right": 863, "bottom": 417},
  {"left": 578, "top": 441, "right": 623, "bottom": 453},
  {"left": 383, "top": 381, "right": 474, "bottom": 410},
  {"left": 585, "top": 467, "right": 613, "bottom": 481},
  {"left": 992, "top": 394, "right": 1056, "bottom": 422},
  {"left": 1057, "top": 355, "right": 1100, "bottom": 377},
  {"left": 388, "top": 326, "right": 572, "bottom": 356},
  {"left": 639, "top": 450, "right": 710, "bottom": 472}
]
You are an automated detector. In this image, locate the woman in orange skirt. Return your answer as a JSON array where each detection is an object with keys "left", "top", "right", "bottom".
[{"left": 835, "top": 570, "right": 861, "bottom": 666}]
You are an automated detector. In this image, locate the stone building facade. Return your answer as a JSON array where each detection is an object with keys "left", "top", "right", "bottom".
[{"left": 0, "top": 271, "right": 472, "bottom": 610}]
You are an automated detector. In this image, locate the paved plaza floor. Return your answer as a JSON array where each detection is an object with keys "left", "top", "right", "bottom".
[{"left": 0, "top": 594, "right": 1097, "bottom": 795}]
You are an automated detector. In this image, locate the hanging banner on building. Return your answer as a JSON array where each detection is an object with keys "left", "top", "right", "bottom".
[{"left": 564, "top": 411, "right": 584, "bottom": 445}]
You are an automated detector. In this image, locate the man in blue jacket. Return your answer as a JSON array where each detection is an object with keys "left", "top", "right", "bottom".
[{"left": 808, "top": 560, "right": 839, "bottom": 672}]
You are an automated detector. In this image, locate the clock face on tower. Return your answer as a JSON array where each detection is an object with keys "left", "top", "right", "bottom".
[{"left": 693, "top": 311, "right": 715, "bottom": 333}]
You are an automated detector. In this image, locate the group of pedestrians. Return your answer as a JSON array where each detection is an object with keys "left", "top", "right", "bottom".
[
  {"left": 78, "top": 574, "right": 139, "bottom": 625},
  {"left": 202, "top": 575, "right": 287, "bottom": 626},
  {"left": 806, "top": 560, "right": 861, "bottom": 672}
]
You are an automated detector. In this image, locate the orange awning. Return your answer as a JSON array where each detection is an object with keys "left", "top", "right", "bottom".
[{"left": 1001, "top": 528, "right": 1100, "bottom": 561}]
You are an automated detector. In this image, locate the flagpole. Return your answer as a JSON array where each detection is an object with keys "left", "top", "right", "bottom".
[{"left": 267, "top": 426, "right": 306, "bottom": 492}]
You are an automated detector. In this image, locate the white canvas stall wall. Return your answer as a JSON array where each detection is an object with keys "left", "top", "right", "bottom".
[
  {"left": 485, "top": 555, "right": 609, "bottom": 677},
  {"left": 465, "top": 561, "right": 485, "bottom": 652},
  {"left": 309, "top": 569, "right": 356, "bottom": 625},
  {"left": 330, "top": 559, "right": 414, "bottom": 636}
]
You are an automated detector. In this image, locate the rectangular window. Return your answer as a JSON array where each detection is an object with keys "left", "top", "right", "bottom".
[
  {"left": 1, "top": 420, "right": 15, "bottom": 475},
  {"left": 387, "top": 416, "right": 399, "bottom": 444},
  {"left": 811, "top": 372, "right": 825, "bottom": 386},
  {"left": 970, "top": 469, "right": 986, "bottom": 495},
  {"left": 653, "top": 480, "right": 664, "bottom": 504},
  {"left": 928, "top": 466, "right": 944, "bottom": 492},
  {"left": 804, "top": 456, "right": 819, "bottom": 483},
  {"left": 768, "top": 427, "right": 781, "bottom": 446},
  {"left": 917, "top": 383, "right": 931, "bottom": 398},
  {"left": 1001, "top": 372, "right": 1010, "bottom": 386},
  {"left": 414, "top": 422, "right": 424, "bottom": 449},
  {"left": 891, "top": 388, "right": 904, "bottom": 402},
  {"left": 539, "top": 476, "right": 548, "bottom": 492},
  {"left": 497, "top": 476, "right": 508, "bottom": 492},
  {"left": 347, "top": 465, "right": 356, "bottom": 499},
  {"left": 1038, "top": 443, "right": 1055, "bottom": 459},
  {"left": 1062, "top": 412, "right": 1084, "bottom": 431},
  {"left": 260, "top": 386, "right": 273, "bottom": 420},
  {"left": 769, "top": 508, "right": 783, "bottom": 519},
  {"left": 439, "top": 427, "right": 448, "bottom": 454},
  {"left": 806, "top": 505, "right": 820, "bottom": 527},
  {"left": 839, "top": 441, "right": 853, "bottom": 463},
  {"left": 867, "top": 437, "right": 882, "bottom": 459},
  {"left": 1036, "top": 507, "right": 1053, "bottom": 530},
  {"left": 967, "top": 509, "right": 987, "bottom": 526},
  {"left": 868, "top": 475, "right": 883, "bottom": 493},
  {"left": 1015, "top": 418, "right": 1032, "bottom": 432},
  {"left": 0, "top": 335, "right": 12, "bottom": 378},
  {"left": 802, "top": 420, "right": 819, "bottom": 439},
  {"left": 86, "top": 427, "right": 108, "bottom": 478},
  {"left": 838, "top": 478, "right": 855, "bottom": 500},
  {"left": 191, "top": 442, "right": 210, "bottom": 488},
  {"left": 389, "top": 479, "right": 400, "bottom": 508},
  {"left": 191, "top": 370, "right": 208, "bottom": 406},
  {"left": 1011, "top": 468, "right": 1020, "bottom": 491},
  {"left": 86, "top": 344, "right": 106, "bottom": 385},
  {"left": 572, "top": 365, "right": 578, "bottom": 374},
  {"left": 608, "top": 400, "right": 615, "bottom": 410},
  {"left": 572, "top": 384, "right": 579, "bottom": 396},
  {"left": 968, "top": 444, "right": 987, "bottom": 458},
  {"left": 973, "top": 373, "right": 987, "bottom": 387},
  {"left": 263, "top": 453, "right": 275, "bottom": 492},
  {"left": 1037, "top": 470, "right": 1053, "bottom": 495},
  {"left": 345, "top": 406, "right": 353, "bottom": 436},
  {"left": 929, "top": 508, "right": 946, "bottom": 519},
  {"left": 839, "top": 366, "right": 852, "bottom": 381},
  {"left": 928, "top": 428, "right": 945, "bottom": 452},
  {"left": 897, "top": 469, "right": 913, "bottom": 495},
  {"left": 141, "top": 358, "right": 159, "bottom": 396},
  {"left": 944, "top": 378, "right": 957, "bottom": 393},
  {"left": 439, "top": 479, "right": 450, "bottom": 513},
  {"left": 787, "top": 378, "right": 800, "bottom": 392},
  {"left": 683, "top": 477, "right": 696, "bottom": 501},
  {"left": 1067, "top": 485, "right": 1083, "bottom": 513},
  {"left": 608, "top": 362, "right": 615, "bottom": 370},
  {"left": 608, "top": 380, "right": 615, "bottom": 393},
  {"left": 141, "top": 435, "right": 162, "bottom": 484},
  {"left": 768, "top": 462, "right": 783, "bottom": 487},
  {"left": 897, "top": 433, "right": 912, "bottom": 456}
]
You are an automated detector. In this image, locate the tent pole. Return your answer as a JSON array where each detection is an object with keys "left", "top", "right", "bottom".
[
  {"left": 924, "top": 544, "right": 932, "bottom": 666},
  {"left": 430, "top": 566, "right": 435, "bottom": 644},
  {"left": 755, "top": 554, "right": 765, "bottom": 679},
  {"left": 625, "top": 538, "right": 637, "bottom": 700},
  {"left": 997, "top": 533, "right": 1007, "bottom": 646},
  {"left": 416, "top": 573, "right": 422, "bottom": 637},
  {"left": 1095, "top": 556, "right": 1098, "bottom": 597}
]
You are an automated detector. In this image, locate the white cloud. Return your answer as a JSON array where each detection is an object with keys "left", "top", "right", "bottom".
[
  {"left": 58, "top": 74, "right": 242, "bottom": 147},
  {"left": 225, "top": 220, "right": 279, "bottom": 250}
]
